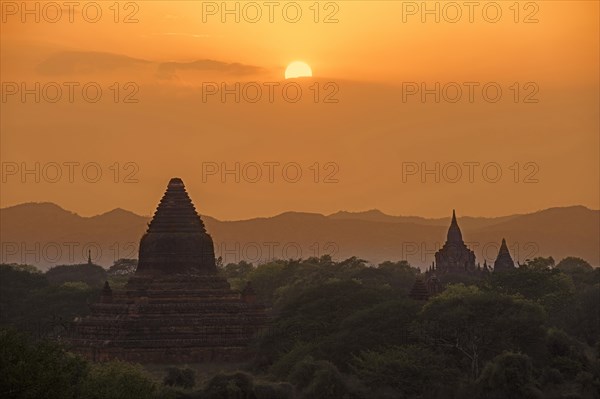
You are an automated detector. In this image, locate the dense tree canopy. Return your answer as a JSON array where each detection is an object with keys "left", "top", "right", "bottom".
[
  {"left": 1, "top": 255, "right": 599, "bottom": 399},
  {"left": 45, "top": 263, "right": 107, "bottom": 287}
]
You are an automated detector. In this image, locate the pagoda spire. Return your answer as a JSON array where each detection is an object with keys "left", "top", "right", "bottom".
[
  {"left": 493, "top": 238, "right": 515, "bottom": 272},
  {"left": 446, "top": 209, "right": 463, "bottom": 243}
]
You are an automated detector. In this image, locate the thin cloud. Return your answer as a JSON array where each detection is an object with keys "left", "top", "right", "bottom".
[
  {"left": 36, "top": 51, "right": 150, "bottom": 75},
  {"left": 35, "top": 51, "right": 264, "bottom": 81},
  {"left": 157, "top": 59, "right": 263, "bottom": 80}
]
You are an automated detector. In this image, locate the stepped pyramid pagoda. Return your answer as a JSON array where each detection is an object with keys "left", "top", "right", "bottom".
[
  {"left": 70, "top": 178, "right": 267, "bottom": 363},
  {"left": 493, "top": 238, "right": 516, "bottom": 272},
  {"left": 433, "top": 210, "right": 476, "bottom": 274}
]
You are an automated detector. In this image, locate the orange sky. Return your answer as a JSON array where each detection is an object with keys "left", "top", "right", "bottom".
[{"left": 1, "top": 1, "right": 599, "bottom": 219}]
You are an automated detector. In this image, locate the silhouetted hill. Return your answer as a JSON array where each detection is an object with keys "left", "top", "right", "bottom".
[
  {"left": 328, "top": 209, "right": 519, "bottom": 230},
  {"left": 1, "top": 203, "right": 598, "bottom": 269}
]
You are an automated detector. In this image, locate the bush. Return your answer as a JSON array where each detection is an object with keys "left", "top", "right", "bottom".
[
  {"left": 164, "top": 367, "right": 196, "bottom": 389},
  {"left": 0, "top": 328, "right": 88, "bottom": 399},
  {"left": 288, "top": 356, "right": 351, "bottom": 399},
  {"left": 253, "top": 382, "right": 294, "bottom": 399},
  {"left": 352, "top": 345, "right": 458, "bottom": 398},
  {"left": 477, "top": 352, "right": 543, "bottom": 399},
  {"left": 203, "top": 372, "right": 256, "bottom": 399},
  {"left": 45, "top": 264, "right": 107, "bottom": 287},
  {"left": 81, "top": 361, "right": 158, "bottom": 399}
]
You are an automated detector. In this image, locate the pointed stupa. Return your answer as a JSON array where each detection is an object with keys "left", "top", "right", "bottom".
[
  {"left": 136, "top": 177, "right": 216, "bottom": 276},
  {"left": 434, "top": 210, "right": 476, "bottom": 274},
  {"left": 493, "top": 238, "right": 515, "bottom": 272},
  {"left": 446, "top": 209, "right": 463, "bottom": 243}
]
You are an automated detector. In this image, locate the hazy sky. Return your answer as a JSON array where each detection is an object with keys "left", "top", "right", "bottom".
[{"left": 1, "top": 1, "right": 598, "bottom": 219}]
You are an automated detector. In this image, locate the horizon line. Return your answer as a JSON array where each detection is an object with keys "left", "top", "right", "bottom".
[{"left": 1, "top": 201, "right": 597, "bottom": 223}]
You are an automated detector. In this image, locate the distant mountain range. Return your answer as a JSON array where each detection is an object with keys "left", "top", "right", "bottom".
[{"left": 1, "top": 203, "right": 598, "bottom": 270}]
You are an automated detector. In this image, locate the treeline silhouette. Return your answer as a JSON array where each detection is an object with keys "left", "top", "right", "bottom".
[{"left": 0, "top": 255, "right": 598, "bottom": 399}]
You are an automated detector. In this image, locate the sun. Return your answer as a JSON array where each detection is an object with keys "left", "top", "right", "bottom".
[{"left": 285, "top": 61, "right": 313, "bottom": 79}]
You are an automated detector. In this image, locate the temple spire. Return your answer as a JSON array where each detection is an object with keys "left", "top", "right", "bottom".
[
  {"left": 435, "top": 209, "right": 476, "bottom": 274},
  {"left": 446, "top": 209, "right": 463, "bottom": 243},
  {"left": 493, "top": 238, "right": 515, "bottom": 272}
]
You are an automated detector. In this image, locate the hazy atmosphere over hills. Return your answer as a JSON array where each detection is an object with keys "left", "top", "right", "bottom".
[
  {"left": 1, "top": 202, "right": 598, "bottom": 270},
  {"left": 1, "top": 2, "right": 599, "bottom": 398}
]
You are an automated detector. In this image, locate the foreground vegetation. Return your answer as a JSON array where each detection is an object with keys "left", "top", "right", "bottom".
[{"left": 1, "top": 255, "right": 598, "bottom": 398}]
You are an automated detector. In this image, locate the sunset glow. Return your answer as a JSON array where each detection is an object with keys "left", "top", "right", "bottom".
[
  {"left": 1, "top": 2, "right": 599, "bottom": 394},
  {"left": 0, "top": 1, "right": 598, "bottom": 220}
]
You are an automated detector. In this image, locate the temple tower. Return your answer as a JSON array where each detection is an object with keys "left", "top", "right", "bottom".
[
  {"left": 70, "top": 178, "right": 267, "bottom": 363},
  {"left": 493, "top": 238, "right": 516, "bottom": 272},
  {"left": 434, "top": 210, "right": 476, "bottom": 274}
]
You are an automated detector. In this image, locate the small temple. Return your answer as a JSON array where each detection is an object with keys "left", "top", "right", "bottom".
[
  {"left": 412, "top": 210, "right": 517, "bottom": 300},
  {"left": 70, "top": 178, "right": 267, "bottom": 363},
  {"left": 434, "top": 210, "right": 476, "bottom": 274},
  {"left": 493, "top": 238, "right": 516, "bottom": 272}
]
